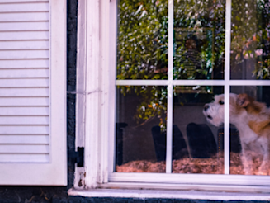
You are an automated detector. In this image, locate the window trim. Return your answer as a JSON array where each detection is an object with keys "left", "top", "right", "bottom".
[{"left": 71, "top": 0, "right": 270, "bottom": 197}]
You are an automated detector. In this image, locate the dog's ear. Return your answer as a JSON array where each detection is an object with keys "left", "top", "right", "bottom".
[
  {"left": 237, "top": 93, "right": 252, "bottom": 107},
  {"left": 248, "top": 120, "right": 270, "bottom": 135}
]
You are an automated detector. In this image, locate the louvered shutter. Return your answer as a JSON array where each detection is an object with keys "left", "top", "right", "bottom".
[{"left": 0, "top": 0, "right": 67, "bottom": 185}]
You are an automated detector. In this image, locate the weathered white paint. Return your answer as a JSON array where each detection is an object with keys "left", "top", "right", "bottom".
[
  {"left": 0, "top": 0, "right": 67, "bottom": 186},
  {"left": 69, "top": 188, "right": 270, "bottom": 200}
]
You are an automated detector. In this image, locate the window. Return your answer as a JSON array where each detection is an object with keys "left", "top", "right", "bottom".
[
  {"left": 0, "top": 0, "right": 66, "bottom": 185},
  {"left": 71, "top": 0, "right": 270, "bottom": 196}
]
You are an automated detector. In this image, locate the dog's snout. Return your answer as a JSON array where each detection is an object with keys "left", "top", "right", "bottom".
[{"left": 204, "top": 105, "right": 210, "bottom": 111}]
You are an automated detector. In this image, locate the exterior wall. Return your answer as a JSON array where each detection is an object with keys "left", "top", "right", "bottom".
[{"left": 0, "top": 0, "right": 267, "bottom": 202}]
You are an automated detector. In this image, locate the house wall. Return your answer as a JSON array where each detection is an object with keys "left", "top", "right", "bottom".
[{"left": 0, "top": 0, "right": 266, "bottom": 202}]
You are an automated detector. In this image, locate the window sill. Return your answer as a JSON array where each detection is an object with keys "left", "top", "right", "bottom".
[{"left": 68, "top": 188, "right": 270, "bottom": 200}]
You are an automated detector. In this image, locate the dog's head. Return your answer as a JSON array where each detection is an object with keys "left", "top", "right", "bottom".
[{"left": 202, "top": 93, "right": 239, "bottom": 127}]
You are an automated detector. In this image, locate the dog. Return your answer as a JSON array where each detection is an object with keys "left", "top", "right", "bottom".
[{"left": 203, "top": 93, "right": 270, "bottom": 175}]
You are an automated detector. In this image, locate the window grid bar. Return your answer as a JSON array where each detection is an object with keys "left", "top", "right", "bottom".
[
  {"left": 224, "top": 0, "right": 232, "bottom": 175},
  {"left": 165, "top": 0, "right": 173, "bottom": 173},
  {"left": 116, "top": 80, "right": 270, "bottom": 86}
]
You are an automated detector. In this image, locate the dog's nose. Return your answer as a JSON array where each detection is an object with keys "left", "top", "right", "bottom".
[{"left": 204, "top": 105, "right": 210, "bottom": 111}]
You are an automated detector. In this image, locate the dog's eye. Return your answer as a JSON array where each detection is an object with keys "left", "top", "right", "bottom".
[{"left": 219, "top": 101, "right": 224, "bottom": 105}]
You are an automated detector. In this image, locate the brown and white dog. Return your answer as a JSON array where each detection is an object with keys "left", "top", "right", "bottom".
[{"left": 203, "top": 93, "right": 270, "bottom": 175}]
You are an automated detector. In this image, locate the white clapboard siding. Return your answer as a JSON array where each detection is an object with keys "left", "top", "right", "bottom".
[
  {"left": 0, "top": 116, "right": 49, "bottom": 125},
  {"left": 0, "top": 0, "right": 50, "bottom": 165},
  {"left": 0, "top": 59, "right": 49, "bottom": 68},
  {"left": 0, "top": 135, "right": 49, "bottom": 144},
  {"left": 0, "top": 97, "right": 49, "bottom": 106},
  {"left": 0, "top": 41, "right": 49, "bottom": 49},
  {"left": 0, "top": 79, "right": 49, "bottom": 87}
]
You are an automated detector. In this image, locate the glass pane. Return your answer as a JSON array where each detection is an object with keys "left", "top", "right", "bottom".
[
  {"left": 174, "top": 86, "right": 225, "bottom": 174},
  {"left": 117, "top": 1, "right": 168, "bottom": 80},
  {"left": 173, "top": 0, "right": 225, "bottom": 80},
  {"left": 229, "top": 86, "right": 270, "bottom": 175},
  {"left": 115, "top": 86, "right": 167, "bottom": 172},
  {"left": 231, "top": 0, "right": 270, "bottom": 80}
]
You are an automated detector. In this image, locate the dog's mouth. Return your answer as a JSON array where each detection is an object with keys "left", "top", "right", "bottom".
[{"left": 207, "top": 115, "right": 213, "bottom": 120}]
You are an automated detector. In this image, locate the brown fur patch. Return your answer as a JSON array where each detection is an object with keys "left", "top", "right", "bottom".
[
  {"left": 238, "top": 93, "right": 264, "bottom": 115},
  {"left": 248, "top": 120, "right": 270, "bottom": 135}
]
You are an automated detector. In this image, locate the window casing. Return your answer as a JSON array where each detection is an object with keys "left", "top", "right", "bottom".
[{"left": 73, "top": 0, "right": 270, "bottom": 193}]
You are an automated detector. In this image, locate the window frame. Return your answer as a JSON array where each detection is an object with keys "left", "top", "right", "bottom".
[{"left": 71, "top": 0, "right": 270, "bottom": 196}]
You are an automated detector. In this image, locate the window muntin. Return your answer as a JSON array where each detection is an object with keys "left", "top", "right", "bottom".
[{"left": 112, "top": 0, "right": 270, "bottom": 184}]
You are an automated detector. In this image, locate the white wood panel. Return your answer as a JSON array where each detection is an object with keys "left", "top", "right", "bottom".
[
  {"left": 0, "top": 87, "right": 49, "bottom": 96},
  {"left": 0, "top": 116, "right": 49, "bottom": 125},
  {"left": 0, "top": 31, "right": 48, "bottom": 40},
  {"left": 0, "top": 154, "right": 49, "bottom": 163},
  {"left": 0, "top": 12, "right": 49, "bottom": 21},
  {"left": 0, "top": 22, "right": 48, "bottom": 31},
  {"left": 0, "top": 97, "right": 49, "bottom": 106},
  {"left": 0, "top": 0, "right": 47, "bottom": 2},
  {"left": 0, "top": 40, "right": 49, "bottom": 49},
  {"left": 0, "top": 107, "right": 49, "bottom": 115},
  {"left": 0, "top": 69, "right": 49, "bottom": 78},
  {"left": 0, "top": 135, "right": 49, "bottom": 144},
  {"left": 0, "top": 126, "right": 49, "bottom": 134},
  {"left": 0, "top": 59, "right": 48, "bottom": 68},
  {"left": 0, "top": 144, "right": 49, "bottom": 153},
  {"left": 0, "top": 79, "right": 49, "bottom": 87},
  {"left": 0, "top": 2, "right": 48, "bottom": 12},
  {"left": 0, "top": 50, "right": 48, "bottom": 59}
]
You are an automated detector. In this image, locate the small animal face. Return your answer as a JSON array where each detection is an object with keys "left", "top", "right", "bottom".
[{"left": 202, "top": 93, "right": 239, "bottom": 127}]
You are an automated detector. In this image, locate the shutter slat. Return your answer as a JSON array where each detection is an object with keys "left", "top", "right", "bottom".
[
  {"left": 0, "top": 135, "right": 49, "bottom": 144},
  {"left": 0, "top": 154, "right": 49, "bottom": 163},
  {"left": 0, "top": 126, "right": 49, "bottom": 134},
  {"left": 0, "top": 79, "right": 49, "bottom": 87},
  {"left": 0, "top": 88, "right": 49, "bottom": 96},
  {"left": 0, "top": 2, "right": 48, "bottom": 12},
  {"left": 0, "top": 22, "right": 48, "bottom": 31},
  {"left": 0, "top": 97, "right": 49, "bottom": 106},
  {"left": 0, "top": 31, "right": 49, "bottom": 40},
  {"left": 0, "top": 116, "right": 48, "bottom": 125},
  {"left": 0, "top": 69, "right": 49, "bottom": 78},
  {"left": 0, "top": 107, "right": 49, "bottom": 115},
  {"left": 0, "top": 41, "right": 49, "bottom": 49},
  {"left": 0, "top": 59, "right": 48, "bottom": 68},
  {"left": 0, "top": 144, "right": 49, "bottom": 153},
  {"left": 0, "top": 12, "right": 49, "bottom": 21}
]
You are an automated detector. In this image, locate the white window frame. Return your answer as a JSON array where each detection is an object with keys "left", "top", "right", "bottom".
[{"left": 70, "top": 0, "right": 270, "bottom": 199}]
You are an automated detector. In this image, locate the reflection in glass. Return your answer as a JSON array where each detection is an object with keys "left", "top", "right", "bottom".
[
  {"left": 229, "top": 86, "right": 270, "bottom": 175},
  {"left": 115, "top": 86, "right": 167, "bottom": 172},
  {"left": 174, "top": 86, "right": 225, "bottom": 174},
  {"left": 231, "top": 0, "right": 270, "bottom": 79},
  {"left": 173, "top": 0, "right": 225, "bottom": 79},
  {"left": 117, "top": 1, "right": 168, "bottom": 80}
]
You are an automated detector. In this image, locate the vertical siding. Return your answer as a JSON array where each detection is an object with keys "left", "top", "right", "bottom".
[{"left": 0, "top": 0, "right": 50, "bottom": 163}]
